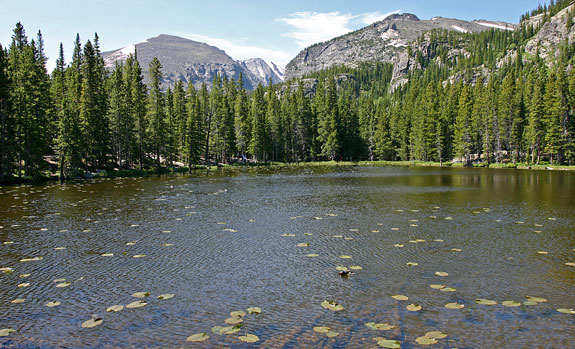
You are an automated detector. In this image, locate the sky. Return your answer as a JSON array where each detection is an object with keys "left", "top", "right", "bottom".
[{"left": 0, "top": 0, "right": 550, "bottom": 72}]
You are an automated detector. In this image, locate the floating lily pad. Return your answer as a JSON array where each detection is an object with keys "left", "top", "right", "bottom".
[
  {"left": 366, "top": 322, "right": 395, "bottom": 331},
  {"left": 0, "top": 329, "right": 15, "bottom": 337},
  {"left": 126, "top": 242, "right": 136, "bottom": 246},
  {"left": 247, "top": 307, "right": 262, "bottom": 314},
  {"left": 336, "top": 266, "right": 349, "bottom": 271},
  {"left": 211, "top": 326, "right": 224, "bottom": 334},
  {"left": 406, "top": 262, "right": 418, "bottom": 267},
  {"left": 17, "top": 282, "right": 30, "bottom": 288},
  {"left": 435, "top": 272, "right": 449, "bottom": 277},
  {"left": 321, "top": 300, "right": 344, "bottom": 311},
  {"left": 157, "top": 294, "right": 174, "bottom": 300},
  {"left": 415, "top": 336, "right": 437, "bottom": 345},
  {"left": 430, "top": 284, "right": 445, "bottom": 290},
  {"left": 11, "top": 298, "right": 25, "bottom": 304},
  {"left": 224, "top": 316, "right": 243, "bottom": 325},
  {"left": 54, "top": 247, "right": 66, "bottom": 250},
  {"left": 106, "top": 305, "right": 124, "bottom": 312},
  {"left": 406, "top": 303, "right": 422, "bottom": 312},
  {"left": 126, "top": 300, "right": 147, "bottom": 309},
  {"left": 20, "top": 274, "right": 30, "bottom": 278},
  {"left": 394, "top": 244, "right": 404, "bottom": 248},
  {"left": 537, "top": 251, "right": 549, "bottom": 255},
  {"left": 46, "top": 301, "right": 61, "bottom": 307},
  {"left": 476, "top": 299, "right": 498, "bottom": 305},
  {"left": 0, "top": 267, "right": 13, "bottom": 273},
  {"left": 219, "top": 324, "right": 242, "bottom": 335},
  {"left": 306, "top": 254, "right": 319, "bottom": 257},
  {"left": 230, "top": 310, "right": 246, "bottom": 318},
  {"left": 416, "top": 336, "right": 438, "bottom": 345},
  {"left": 526, "top": 296, "right": 547, "bottom": 303},
  {"left": 339, "top": 255, "right": 352, "bottom": 259},
  {"left": 523, "top": 300, "right": 538, "bottom": 306},
  {"left": 133, "top": 254, "right": 146, "bottom": 258},
  {"left": 326, "top": 330, "right": 339, "bottom": 338},
  {"left": 451, "top": 248, "right": 462, "bottom": 252},
  {"left": 391, "top": 295, "right": 408, "bottom": 301},
  {"left": 502, "top": 300, "right": 521, "bottom": 307},
  {"left": 425, "top": 331, "right": 447, "bottom": 339},
  {"left": 377, "top": 339, "right": 401, "bottom": 348},
  {"left": 313, "top": 326, "right": 331, "bottom": 333},
  {"left": 557, "top": 308, "right": 575, "bottom": 314},
  {"left": 101, "top": 253, "right": 113, "bottom": 257},
  {"left": 132, "top": 292, "right": 150, "bottom": 298},
  {"left": 349, "top": 266, "right": 363, "bottom": 270},
  {"left": 445, "top": 302, "right": 464, "bottom": 309},
  {"left": 305, "top": 233, "right": 313, "bottom": 236},
  {"left": 296, "top": 243, "right": 309, "bottom": 247},
  {"left": 162, "top": 243, "right": 174, "bottom": 247},
  {"left": 20, "top": 257, "right": 43, "bottom": 262},
  {"left": 56, "top": 282, "right": 71, "bottom": 288},
  {"left": 239, "top": 333, "right": 260, "bottom": 342},
  {"left": 565, "top": 262, "right": 575, "bottom": 267},
  {"left": 186, "top": 333, "right": 209, "bottom": 342},
  {"left": 440, "top": 287, "right": 457, "bottom": 292},
  {"left": 81, "top": 318, "right": 103, "bottom": 328},
  {"left": 53, "top": 278, "right": 66, "bottom": 282}
]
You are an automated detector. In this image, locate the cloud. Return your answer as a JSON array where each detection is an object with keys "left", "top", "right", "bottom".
[
  {"left": 277, "top": 11, "right": 355, "bottom": 49},
  {"left": 177, "top": 33, "right": 294, "bottom": 68},
  {"left": 360, "top": 10, "right": 402, "bottom": 25},
  {"left": 277, "top": 10, "right": 402, "bottom": 49}
]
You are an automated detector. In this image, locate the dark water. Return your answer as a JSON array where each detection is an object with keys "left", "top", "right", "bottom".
[{"left": 0, "top": 166, "right": 574, "bottom": 348}]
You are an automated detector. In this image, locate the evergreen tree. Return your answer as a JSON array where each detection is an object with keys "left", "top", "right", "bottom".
[
  {"left": 234, "top": 74, "right": 250, "bottom": 159},
  {"left": 125, "top": 53, "right": 147, "bottom": 169},
  {"left": 250, "top": 84, "right": 268, "bottom": 161},
  {"left": 0, "top": 44, "right": 11, "bottom": 182},
  {"left": 316, "top": 77, "right": 340, "bottom": 160},
  {"left": 184, "top": 84, "right": 203, "bottom": 169},
  {"left": 146, "top": 57, "right": 166, "bottom": 169},
  {"left": 454, "top": 84, "right": 474, "bottom": 166}
]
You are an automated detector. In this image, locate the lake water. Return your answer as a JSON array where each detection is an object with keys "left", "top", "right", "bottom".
[{"left": 1, "top": 166, "right": 574, "bottom": 348}]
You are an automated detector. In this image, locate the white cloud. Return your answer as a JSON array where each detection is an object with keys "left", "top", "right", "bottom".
[
  {"left": 277, "top": 11, "right": 355, "bottom": 49},
  {"left": 361, "top": 10, "right": 402, "bottom": 25},
  {"left": 277, "top": 10, "right": 402, "bottom": 49},
  {"left": 177, "top": 33, "right": 294, "bottom": 68}
]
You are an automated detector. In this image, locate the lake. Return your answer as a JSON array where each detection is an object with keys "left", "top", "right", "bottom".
[{"left": 1, "top": 166, "right": 574, "bottom": 347}]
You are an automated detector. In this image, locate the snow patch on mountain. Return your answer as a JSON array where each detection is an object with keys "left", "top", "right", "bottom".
[
  {"left": 451, "top": 25, "right": 468, "bottom": 33},
  {"left": 475, "top": 21, "right": 513, "bottom": 31}
]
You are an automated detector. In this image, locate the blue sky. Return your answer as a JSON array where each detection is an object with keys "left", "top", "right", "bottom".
[{"left": 0, "top": 0, "right": 549, "bottom": 71}]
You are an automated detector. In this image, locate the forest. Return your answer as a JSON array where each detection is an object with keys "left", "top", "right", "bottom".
[{"left": 1, "top": 0, "right": 575, "bottom": 183}]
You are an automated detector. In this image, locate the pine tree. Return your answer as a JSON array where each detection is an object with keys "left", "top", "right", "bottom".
[
  {"left": 526, "top": 72, "right": 545, "bottom": 164},
  {"left": 107, "top": 62, "right": 130, "bottom": 168},
  {"left": 0, "top": 44, "right": 11, "bottom": 182},
  {"left": 234, "top": 74, "right": 250, "bottom": 159},
  {"left": 250, "top": 84, "right": 268, "bottom": 161},
  {"left": 184, "top": 84, "right": 203, "bottom": 169},
  {"left": 316, "top": 77, "right": 340, "bottom": 160},
  {"left": 146, "top": 57, "right": 166, "bottom": 169},
  {"left": 454, "top": 84, "right": 474, "bottom": 166},
  {"left": 125, "top": 52, "right": 147, "bottom": 170}
]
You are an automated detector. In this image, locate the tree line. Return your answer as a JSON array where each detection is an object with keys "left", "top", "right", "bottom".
[{"left": 1, "top": 6, "right": 575, "bottom": 183}]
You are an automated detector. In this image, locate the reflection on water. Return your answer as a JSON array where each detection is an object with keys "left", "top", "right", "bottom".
[{"left": 0, "top": 166, "right": 574, "bottom": 347}]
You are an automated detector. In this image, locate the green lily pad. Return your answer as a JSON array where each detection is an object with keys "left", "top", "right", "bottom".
[
  {"left": 20, "top": 257, "right": 43, "bottom": 262},
  {"left": 321, "top": 300, "right": 344, "bottom": 311},
  {"left": 133, "top": 254, "right": 146, "bottom": 258},
  {"left": 326, "top": 330, "right": 339, "bottom": 338},
  {"left": 81, "top": 318, "right": 103, "bottom": 328},
  {"left": 377, "top": 339, "right": 401, "bottom": 348},
  {"left": 366, "top": 322, "right": 395, "bottom": 331},
  {"left": 445, "top": 302, "right": 464, "bottom": 309},
  {"left": 394, "top": 244, "right": 404, "bottom": 248},
  {"left": 224, "top": 316, "right": 243, "bottom": 325},
  {"left": 247, "top": 307, "right": 262, "bottom": 314},
  {"left": 282, "top": 233, "right": 296, "bottom": 237},
  {"left": 157, "top": 293, "right": 174, "bottom": 300},
  {"left": 336, "top": 266, "right": 349, "bottom": 271},
  {"left": 339, "top": 255, "right": 352, "bottom": 259},
  {"left": 126, "top": 300, "right": 147, "bottom": 309},
  {"left": 476, "top": 299, "right": 497, "bottom": 305},
  {"left": 0, "top": 329, "right": 15, "bottom": 337},
  {"left": 502, "top": 300, "right": 521, "bottom": 307},
  {"left": 425, "top": 331, "right": 447, "bottom": 339},
  {"left": 0, "top": 267, "right": 13, "bottom": 273},
  {"left": 406, "top": 303, "right": 422, "bottom": 312},
  {"left": 46, "top": 301, "right": 61, "bottom": 307},
  {"left": 416, "top": 336, "right": 438, "bottom": 345},
  {"left": 239, "top": 333, "right": 260, "bottom": 342},
  {"left": 523, "top": 300, "right": 538, "bottom": 306},
  {"left": 132, "top": 292, "right": 150, "bottom": 298},
  {"left": 230, "top": 310, "right": 246, "bottom": 318},
  {"left": 430, "top": 284, "right": 445, "bottom": 290},
  {"left": 186, "top": 333, "right": 209, "bottom": 342},
  {"left": 17, "top": 282, "right": 30, "bottom": 288},
  {"left": 557, "top": 308, "right": 575, "bottom": 314},
  {"left": 296, "top": 243, "right": 309, "bottom": 247},
  {"left": 106, "top": 305, "right": 124, "bottom": 312},
  {"left": 406, "top": 262, "right": 418, "bottom": 267},
  {"left": 391, "top": 295, "right": 408, "bottom": 301},
  {"left": 307, "top": 254, "right": 319, "bottom": 257},
  {"left": 11, "top": 298, "right": 25, "bottom": 304},
  {"left": 349, "top": 266, "right": 363, "bottom": 270},
  {"left": 101, "top": 253, "right": 114, "bottom": 257},
  {"left": 313, "top": 326, "right": 331, "bottom": 333},
  {"left": 526, "top": 296, "right": 547, "bottom": 303},
  {"left": 537, "top": 251, "right": 549, "bottom": 255},
  {"left": 440, "top": 287, "right": 457, "bottom": 292},
  {"left": 56, "top": 282, "right": 71, "bottom": 288},
  {"left": 435, "top": 272, "right": 449, "bottom": 277},
  {"left": 211, "top": 326, "right": 224, "bottom": 334},
  {"left": 219, "top": 324, "right": 242, "bottom": 335},
  {"left": 565, "top": 262, "right": 575, "bottom": 267}
]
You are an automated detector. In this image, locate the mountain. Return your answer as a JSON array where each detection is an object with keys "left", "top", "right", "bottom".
[
  {"left": 102, "top": 34, "right": 283, "bottom": 90},
  {"left": 284, "top": 13, "right": 515, "bottom": 82}
]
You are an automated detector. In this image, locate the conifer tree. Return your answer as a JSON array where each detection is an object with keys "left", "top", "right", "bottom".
[
  {"left": 0, "top": 44, "right": 11, "bottom": 182},
  {"left": 454, "top": 84, "right": 474, "bottom": 166},
  {"left": 125, "top": 53, "right": 147, "bottom": 169},
  {"left": 146, "top": 57, "right": 166, "bottom": 169},
  {"left": 250, "top": 84, "right": 268, "bottom": 161}
]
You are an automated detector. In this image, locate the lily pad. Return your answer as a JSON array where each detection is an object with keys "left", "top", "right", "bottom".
[
  {"left": 339, "top": 255, "right": 352, "bottom": 259},
  {"left": 406, "top": 303, "right": 422, "bottom": 312},
  {"left": 313, "top": 326, "right": 331, "bottom": 333},
  {"left": 557, "top": 308, "right": 575, "bottom": 314},
  {"left": 321, "top": 300, "right": 344, "bottom": 311},
  {"left": 430, "top": 284, "right": 445, "bottom": 290},
  {"left": 219, "top": 324, "right": 242, "bottom": 335},
  {"left": 20, "top": 257, "right": 43, "bottom": 262},
  {"left": 406, "top": 262, "right": 418, "bottom": 267},
  {"left": 101, "top": 253, "right": 114, "bottom": 257},
  {"left": 81, "top": 318, "right": 103, "bottom": 328},
  {"left": 0, "top": 329, "right": 15, "bottom": 337},
  {"left": 366, "top": 322, "right": 395, "bottom": 331},
  {"left": 445, "top": 302, "right": 464, "bottom": 309},
  {"left": 394, "top": 244, "right": 404, "bottom": 248},
  {"left": 56, "top": 282, "right": 71, "bottom": 288},
  {"left": 537, "top": 251, "right": 549, "bottom": 255},
  {"left": 17, "top": 282, "right": 30, "bottom": 288},
  {"left": 476, "top": 299, "right": 498, "bottom": 305},
  {"left": 440, "top": 287, "right": 457, "bottom": 292},
  {"left": 565, "top": 262, "right": 575, "bottom": 267},
  {"left": 425, "top": 331, "right": 447, "bottom": 339},
  {"left": 281, "top": 234, "right": 296, "bottom": 237},
  {"left": 336, "top": 266, "right": 349, "bottom": 271},
  {"left": 435, "top": 272, "right": 449, "bottom": 277},
  {"left": 247, "top": 307, "right": 262, "bottom": 314},
  {"left": 230, "top": 310, "right": 246, "bottom": 318},
  {"left": 306, "top": 254, "right": 319, "bottom": 257},
  {"left": 377, "top": 339, "right": 401, "bottom": 348},
  {"left": 0, "top": 267, "right": 13, "bottom": 273},
  {"left": 132, "top": 292, "right": 150, "bottom": 298},
  {"left": 186, "top": 333, "right": 209, "bottom": 342},
  {"left": 133, "top": 254, "right": 146, "bottom": 258},
  {"left": 224, "top": 316, "right": 243, "bottom": 325},
  {"left": 326, "top": 330, "right": 339, "bottom": 338},
  {"left": 416, "top": 336, "right": 438, "bottom": 345},
  {"left": 239, "top": 333, "right": 260, "bottom": 342},
  {"left": 126, "top": 300, "right": 147, "bottom": 309},
  {"left": 157, "top": 293, "right": 174, "bottom": 300},
  {"left": 106, "top": 305, "right": 124, "bottom": 312},
  {"left": 391, "top": 295, "right": 408, "bottom": 301},
  {"left": 296, "top": 243, "right": 309, "bottom": 247},
  {"left": 46, "top": 301, "right": 61, "bottom": 307},
  {"left": 11, "top": 298, "right": 25, "bottom": 304},
  {"left": 523, "top": 300, "right": 538, "bottom": 306},
  {"left": 349, "top": 266, "right": 363, "bottom": 270},
  {"left": 502, "top": 300, "right": 521, "bottom": 307},
  {"left": 526, "top": 296, "right": 547, "bottom": 303}
]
